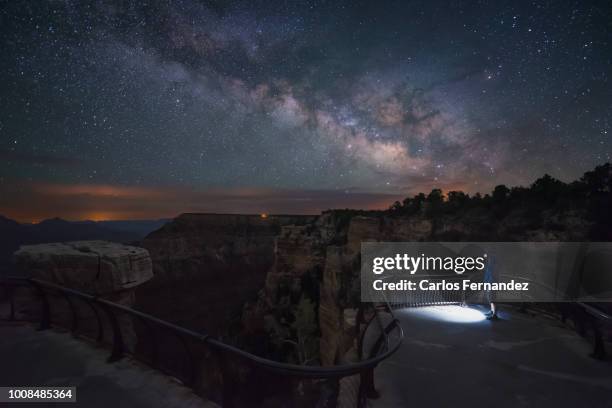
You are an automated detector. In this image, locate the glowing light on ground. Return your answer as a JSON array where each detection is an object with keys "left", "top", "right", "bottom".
[{"left": 402, "top": 305, "right": 487, "bottom": 323}]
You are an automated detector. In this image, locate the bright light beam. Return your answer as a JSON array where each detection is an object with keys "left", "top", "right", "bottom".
[{"left": 406, "top": 305, "right": 486, "bottom": 323}]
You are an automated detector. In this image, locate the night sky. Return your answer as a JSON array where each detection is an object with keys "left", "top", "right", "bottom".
[{"left": 1, "top": 1, "right": 610, "bottom": 221}]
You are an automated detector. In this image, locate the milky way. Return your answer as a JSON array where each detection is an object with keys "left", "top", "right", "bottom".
[{"left": 1, "top": 1, "right": 610, "bottom": 220}]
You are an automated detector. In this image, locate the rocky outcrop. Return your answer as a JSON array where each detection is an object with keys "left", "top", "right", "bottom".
[
  {"left": 14, "top": 240, "right": 152, "bottom": 293},
  {"left": 263, "top": 224, "right": 327, "bottom": 309},
  {"left": 319, "top": 246, "right": 360, "bottom": 366},
  {"left": 319, "top": 215, "right": 432, "bottom": 366},
  {"left": 245, "top": 212, "right": 369, "bottom": 365},
  {"left": 13, "top": 240, "right": 153, "bottom": 350}
]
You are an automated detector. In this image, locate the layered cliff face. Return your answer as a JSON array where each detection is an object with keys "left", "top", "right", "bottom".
[
  {"left": 137, "top": 213, "right": 314, "bottom": 335},
  {"left": 240, "top": 212, "right": 429, "bottom": 365},
  {"left": 241, "top": 213, "right": 338, "bottom": 361},
  {"left": 142, "top": 213, "right": 313, "bottom": 281},
  {"left": 136, "top": 205, "right": 594, "bottom": 363}
]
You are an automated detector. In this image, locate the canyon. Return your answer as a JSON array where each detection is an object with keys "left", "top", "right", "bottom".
[
  {"left": 4, "top": 165, "right": 611, "bottom": 406},
  {"left": 135, "top": 196, "right": 598, "bottom": 368}
]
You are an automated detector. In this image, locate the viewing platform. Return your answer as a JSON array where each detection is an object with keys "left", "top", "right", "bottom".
[
  {"left": 372, "top": 304, "right": 612, "bottom": 407},
  {"left": 0, "top": 322, "right": 217, "bottom": 408}
]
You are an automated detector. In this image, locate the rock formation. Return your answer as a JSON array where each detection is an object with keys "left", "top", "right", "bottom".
[
  {"left": 14, "top": 240, "right": 152, "bottom": 293},
  {"left": 138, "top": 213, "right": 315, "bottom": 335},
  {"left": 13, "top": 240, "right": 153, "bottom": 350},
  {"left": 245, "top": 201, "right": 596, "bottom": 368}
]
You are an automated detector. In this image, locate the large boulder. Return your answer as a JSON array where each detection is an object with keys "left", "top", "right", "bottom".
[
  {"left": 13, "top": 241, "right": 152, "bottom": 352},
  {"left": 14, "top": 240, "right": 152, "bottom": 294}
]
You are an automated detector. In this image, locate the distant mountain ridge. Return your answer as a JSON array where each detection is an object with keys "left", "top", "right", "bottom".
[{"left": 0, "top": 216, "right": 169, "bottom": 273}]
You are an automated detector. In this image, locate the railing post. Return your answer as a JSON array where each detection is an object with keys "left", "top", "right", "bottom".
[
  {"left": 172, "top": 332, "right": 196, "bottom": 387},
  {"left": 220, "top": 352, "right": 235, "bottom": 408},
  {"left": 591, "top": 321, "right": 606, "bottom": 360},
  {"left": 575, "top": 309, "right": 587, "bottom": 337},
  {"left": 29, "top": 281, "right": 51, "bottom": 330},
  {"left": 360, "top": 367, "right": 379, "bottom": 399},
  {"left": 100, "top": 303, "right": 124, "bottom": 362},
  {"left": 355, "top": 304, "right": 364, "bottom": 338},
  {"left": 138, "top": 316, "right": 158, "bottom": 368},
  {"left": 83, "top": 299, "right": 104, "bottom": 342},
  {"left": 62, "top": 293, "right": 79, "bottom": 333},
  {"left": 8, "top": 287, "right": 15, "bottom": 321}
]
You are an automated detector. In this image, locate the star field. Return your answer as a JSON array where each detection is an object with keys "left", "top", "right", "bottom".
[{"left": 0, "top": 0, "right": 610, "bottom": 220}]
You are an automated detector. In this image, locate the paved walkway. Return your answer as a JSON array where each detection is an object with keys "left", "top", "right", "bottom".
[
  {"left": 0, "top": 323, "right": 217, "bottom": 408},
  {"left": 372, "top": 305, "right": 612, "bottom": 408}
]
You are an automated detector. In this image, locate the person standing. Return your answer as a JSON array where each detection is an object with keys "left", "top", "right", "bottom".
[{"left": 484, "top": 256, "right": 499, "bottom": 320}]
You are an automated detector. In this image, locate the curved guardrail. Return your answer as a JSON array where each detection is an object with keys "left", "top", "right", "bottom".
[
  {"left": 497, "top": 273, "right": 612, "bottom": 359},
  {"left": 0, "top": 276, "right": 403, "bottom": 407},
  {"left": 376, "top": 270, "right": 610, "bottom": 360},
  {"left": 380, "top": 272, "right": 471, "bottom": 308}
]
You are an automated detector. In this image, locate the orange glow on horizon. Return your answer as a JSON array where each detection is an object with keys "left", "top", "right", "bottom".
[
  {"left": 1, "top": 181, "right": 412, "bottom": 222},
  {"left": 84, "top": 212, "right": 116, "bottom": 222}
]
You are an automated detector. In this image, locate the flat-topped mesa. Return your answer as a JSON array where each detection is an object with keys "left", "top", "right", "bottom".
[
  {"left": 142, "top": 213, "right": 316, "bottom": 282},
  {"left": 14, "top": 240, "right": 153, "bottom": 295},
  {"left": 137, "top": 212, "right": 317, "bottom": 336}
]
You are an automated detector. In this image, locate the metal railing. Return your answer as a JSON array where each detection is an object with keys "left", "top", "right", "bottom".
[
  {"left": 380, "top": 270, "right": 611, "bottom": 360},
  {"left": 0, "top": 276, "right": 402, "bottom": 407},
  {"left": 381, "top": 273, "right": 472, "bottom": 308},
  {"left": 496, "top": 273, "right": 612, "bottom": 359}
]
